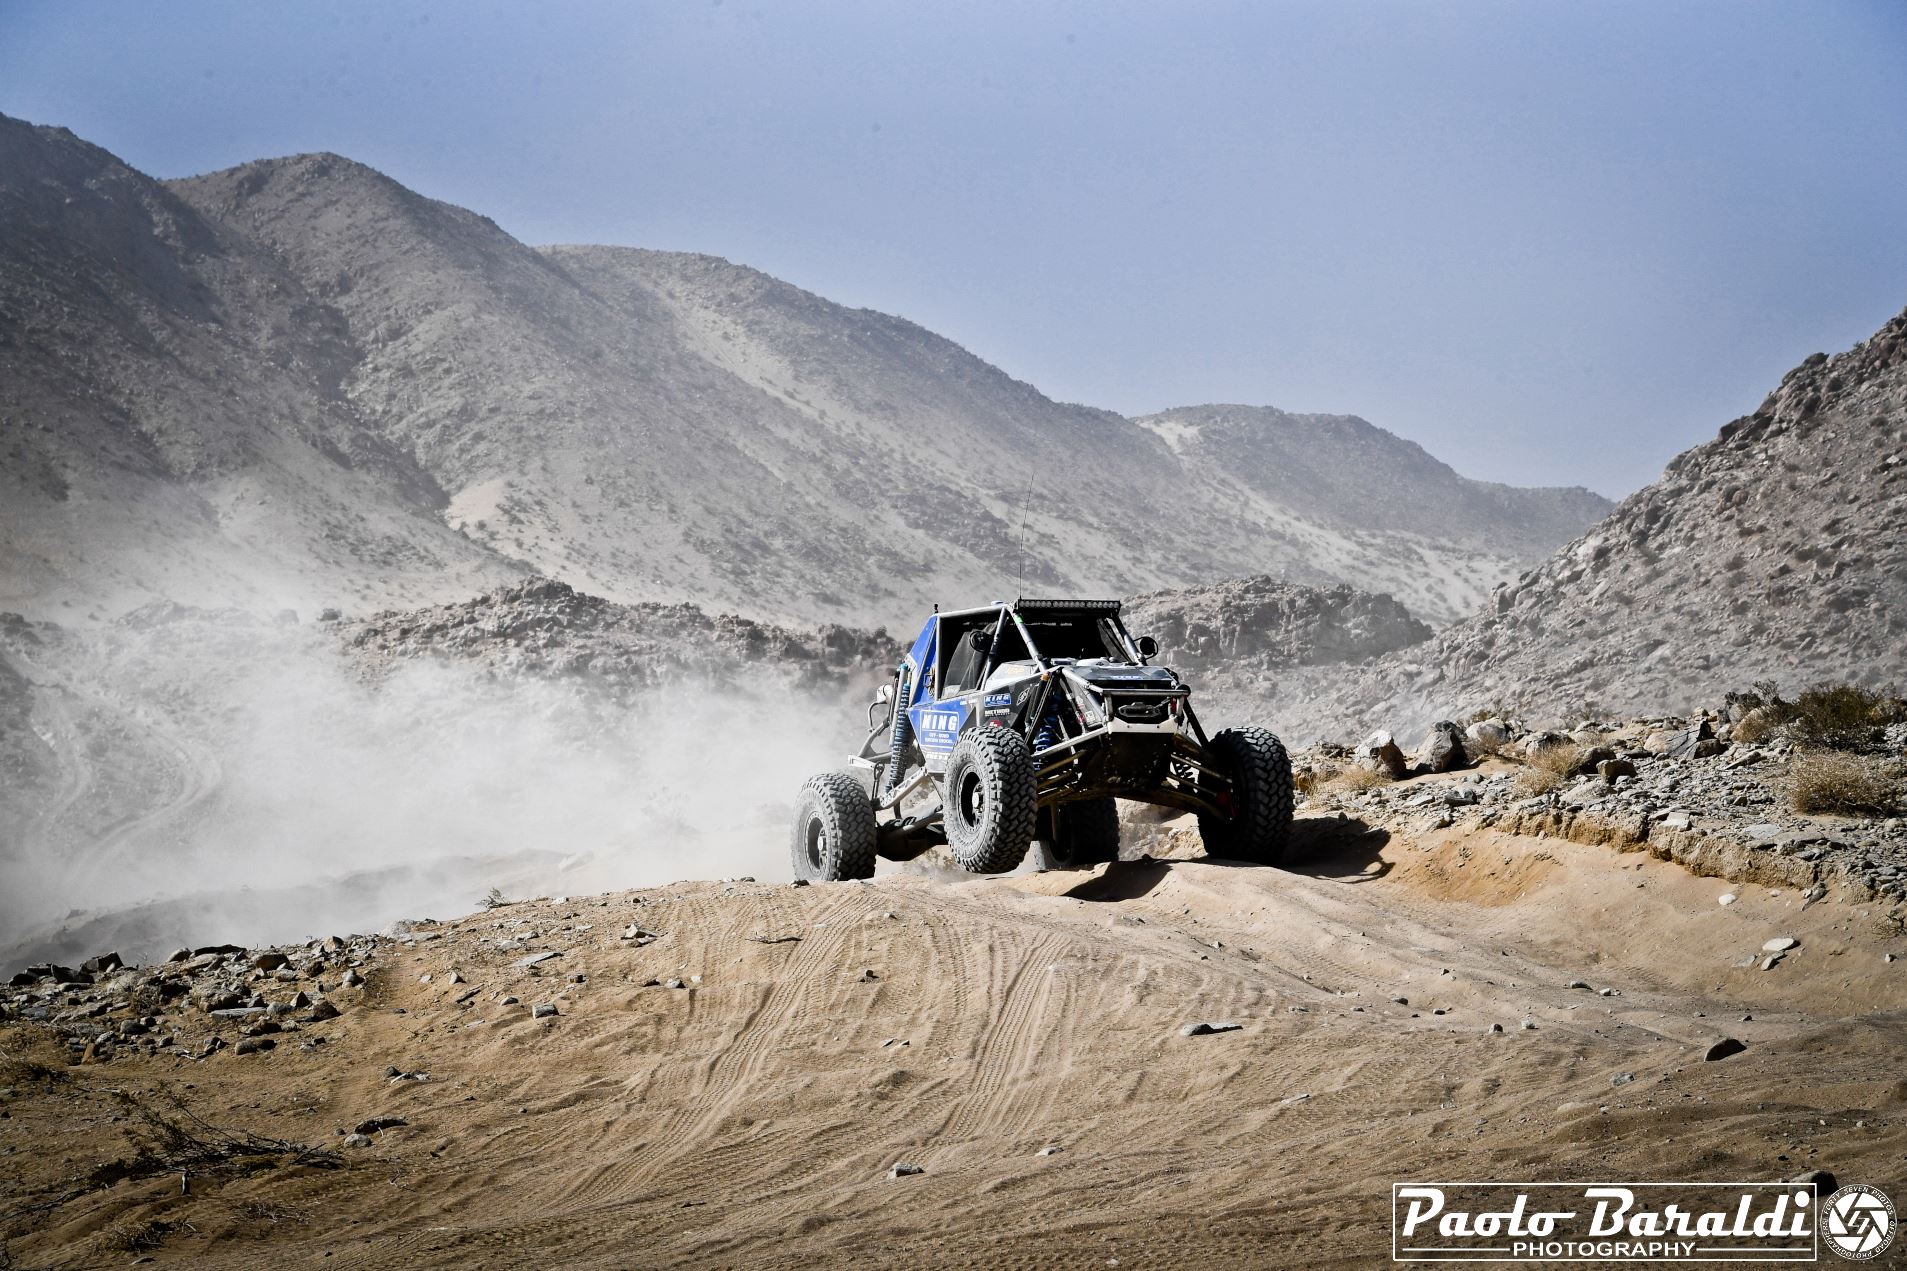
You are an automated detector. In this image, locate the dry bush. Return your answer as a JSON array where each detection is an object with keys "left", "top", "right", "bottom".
[
  {"left": 1516, "top": 767, "right": 1564, "bottom": 797},
  {"left": 1730, "top": 680, "right": 1905, "bottom": 751},
  {"left": 1329, "top": 765, "right": 1393, "bottom": 793},
  {"left": 1786, "top": 751, "right": 1905, "bottom": 816},
  {"left": 1526, "top": 743, "right": 1584, "bottom": 777},
  {"left": 1782, "top": 684, "right": 1905, "bottom": 750}
]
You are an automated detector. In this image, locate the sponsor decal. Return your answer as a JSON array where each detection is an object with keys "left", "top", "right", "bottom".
[
  {"left": 911, "top": 703, "right": 967, "bottom": 754},
  {"left": 984, "top": 692, "right": 1013, "bottom": 707},
  {"left": 1390, "top": 1182, "right": 1858, "bottom": 1262}
]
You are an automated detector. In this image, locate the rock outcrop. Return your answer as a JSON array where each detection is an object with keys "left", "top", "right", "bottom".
[{"left": 1281, "top": 306, "right": 1907, "bottom": 737}]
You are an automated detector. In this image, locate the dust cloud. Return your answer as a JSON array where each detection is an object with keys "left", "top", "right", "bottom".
[{"left": 0, "top": 618, "right": 868, "bottom": 965}]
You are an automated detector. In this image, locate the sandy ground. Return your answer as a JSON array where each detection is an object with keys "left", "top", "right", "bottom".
[{"left": 4, "top": 813, "right": 1906, "bottom": 1269}]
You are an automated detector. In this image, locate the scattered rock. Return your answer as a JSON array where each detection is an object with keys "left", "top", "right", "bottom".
[
  {"left": 354, "top": 1116, "right": 408, "bottom": 1135},
  {"left": 234, "top": 1037, "right": 275, "bottom": 1056},
  {"left": 531, "top": 1003, "right": 559, "bottom": 1019},
  {"left": 342, "top": 1133, "right": 373, "bottom": 1148},
  {"left": 1703, "top": 1038, "right": 1747, "bottom": 1062},
  {"left": 1180, "top": 1021, "right": 1243, "bottom": 1037},
  {"left": 1762, "top": 937, "right": 1799, "bottom": 953},
  {"left": 889, "top": 1163, "right": 924, "bottom": 1179}
]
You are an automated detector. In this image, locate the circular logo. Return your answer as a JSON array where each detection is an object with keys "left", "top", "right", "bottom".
[{"left": 1824, "top": 1184, "right": 1896, "bottom": 1261}]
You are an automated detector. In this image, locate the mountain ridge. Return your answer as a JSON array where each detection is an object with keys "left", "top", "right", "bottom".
[{"left": 4, "top": 112, "right": 1610, "bottom": 629}]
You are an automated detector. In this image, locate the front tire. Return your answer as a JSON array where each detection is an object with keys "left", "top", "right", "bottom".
[
  {"left": 942, "top": 728, "right": 1036, "bottom": 874},
  {"left": 1035, "top": 797, "right": 1120, "bottom": 870},
  {"left": 1197, "top": 727, "right": 1294, "bottom": 865},
  {"left": 791, "top": 772, "right": 878, "bottom": 881}
]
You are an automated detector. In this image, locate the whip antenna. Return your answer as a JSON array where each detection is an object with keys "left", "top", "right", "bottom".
[{"left": 1012, "top": 469, "right": 1035, "bottom": 598}]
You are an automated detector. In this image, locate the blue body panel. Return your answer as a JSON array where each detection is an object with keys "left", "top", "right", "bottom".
[{"left": 903, "top": 616, "right": 938, "bottom": 708}]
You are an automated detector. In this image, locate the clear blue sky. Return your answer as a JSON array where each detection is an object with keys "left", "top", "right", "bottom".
[{"left": 4, "top": 0, "right": 1905, "bottom": 497}]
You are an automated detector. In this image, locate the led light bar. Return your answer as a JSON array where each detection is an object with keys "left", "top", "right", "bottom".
[{"left": 1015, "top": 598, "right": 1122, "bottom": 612}]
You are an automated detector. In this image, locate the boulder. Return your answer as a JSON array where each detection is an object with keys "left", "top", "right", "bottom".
[
  {"left": 1570, "top": 745, "right": 1616, "bottom": 776},
  {"left": 1413, "top": 721, "right": 1469, "bottom": 774},
  {"left": 1521, "top": 730, "right": 1573, "bottom": 757},
  {"left": 1597, "top": 758, "right": 1637, "bottom": 784},
  {"left": 1464, "top": 718, "right": 1511, "bottom": 751},
  {"left": 1356, "top": 731, "right": 1408, "bottom": 780}
]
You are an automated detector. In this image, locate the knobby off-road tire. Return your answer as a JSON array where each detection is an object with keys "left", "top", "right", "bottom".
[
  {"left": 1035, "top": 797, "right": 1121, "bottom": 870},
  {"left": 943, "top": 727, "right": 1037, "bottom": 874},
  {"left": 791, "top": 772, "right": 878, "bottom": 881},
  {"left": 1197, "top": 727, "right": 1294, "bottom": 866}
]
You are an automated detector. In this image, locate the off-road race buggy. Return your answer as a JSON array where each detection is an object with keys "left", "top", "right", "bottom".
[{"left": 791, "top": 598, "right": 1294, "bottom": 880}]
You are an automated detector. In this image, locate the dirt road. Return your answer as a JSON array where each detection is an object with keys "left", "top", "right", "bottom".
[{"left": 5, "top": 814, "right": 1905, "bottom": 1267}]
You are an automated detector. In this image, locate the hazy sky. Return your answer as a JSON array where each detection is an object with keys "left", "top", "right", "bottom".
[{"left": 4, "top": 1, "right": 1905, "bottom": 497}]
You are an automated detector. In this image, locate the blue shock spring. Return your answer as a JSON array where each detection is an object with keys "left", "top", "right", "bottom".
[
  {"left": 1032, "top": 703, "right": 1063, "bottom": 753},
  {"left": 884, "top": 668, "right": 912, "bottom": 796}
]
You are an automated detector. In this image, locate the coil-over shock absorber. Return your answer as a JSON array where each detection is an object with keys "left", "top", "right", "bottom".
[
  {"left": 1031, "top": 687, "right": 1064, "bottom": 754},
  {"left": 883, "top": 667, "right": 912, "bottom": 798}
]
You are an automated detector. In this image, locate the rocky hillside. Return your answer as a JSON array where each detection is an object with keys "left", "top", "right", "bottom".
[
  {"left": 2, "top": 112, "right": 1608, "bottom": 629},
  {"left": 1118, "top": 576, "right": 1431, "bottom": 731},
  {"left": 1281, "top": 307, "right": 1907, "bottom": 739},
  {"left": 1125, "top": 575, "right": 1431, "bottom": 671},
  {"left": 339, "top": 576, "right": 899, "bottom": 694},
  {"left": 1138, "top": 404, "right": 1612, "bottom": 562}
]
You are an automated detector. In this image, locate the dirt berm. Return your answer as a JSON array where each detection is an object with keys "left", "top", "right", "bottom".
[{"left": 3, "top": 816, "right": 1904, "bottom": 1267}]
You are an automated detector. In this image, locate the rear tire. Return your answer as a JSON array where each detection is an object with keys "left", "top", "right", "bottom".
[
  {"left": 791, "top": 772, "right": 878, "bottom": 881},
  {"left": 1035, "top": 797, "right": 1120, "bottom": 870},
  {"left": 942, "top": 728, "right": 1036, "bottom": 874},
  {"left": 1197, "top": 727, "right": 1293, "bottom": 865}
]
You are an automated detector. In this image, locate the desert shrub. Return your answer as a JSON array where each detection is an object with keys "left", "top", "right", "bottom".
[
  {"left": 1330, "top": 765, "right": 1393, "bottom": 793},
  {"left": 1778, "top": 683, "right": 1905, "bottom": 751},
  {"left": 1526, "top": 743, "right": 1584, "bottom": 777},
  {"left": 1516, "top": 767, "right": 1564, "bottom": 797},
  {"left": 1786, "top": 750, "right": 1905, "bottom": 816}
]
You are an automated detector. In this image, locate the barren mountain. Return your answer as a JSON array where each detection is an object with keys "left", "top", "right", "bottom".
[
  {"left": 1280, "top": 307, "right": 1907, "bottom": 739},
  {"left": 2, "top": 112, "right": 1608, "bottom": 630},
  {"left": 1138, "top": 404, "right": 1613, "bottom": 562},
  {"left": 0, "top": 117, "right": 519, "bottom": 622}
]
